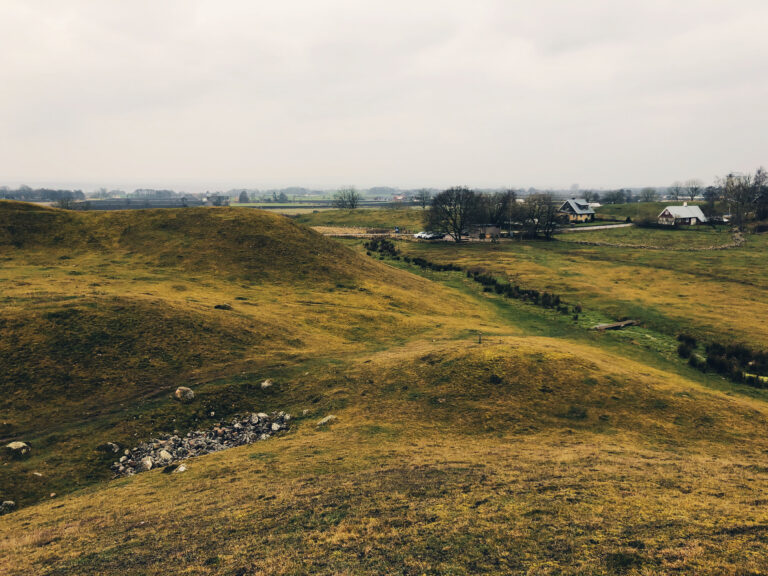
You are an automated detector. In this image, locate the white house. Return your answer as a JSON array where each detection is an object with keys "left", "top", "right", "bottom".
[{"left": 657, "top": 204, "right": 707, "bottom": 226}]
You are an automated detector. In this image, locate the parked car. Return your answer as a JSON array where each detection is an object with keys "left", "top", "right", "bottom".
[{"left": 414, "top": 231, "right": 444, "bottom": 240}]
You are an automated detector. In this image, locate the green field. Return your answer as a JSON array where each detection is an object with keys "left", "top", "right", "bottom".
[
  {"left": 595, "top": 201, "right": 671, "bottom": 221},
  {"left": 594, "top": 201, "right": 727, "bottom": 223},
  {"left": 294, "top": 207, "right": 426, "bottom": 231},
  {"left": 558, "top": 224, "right": 734, "bottom": 248},
  {"left": 3, "top": 202, "right": 768, "bottom": 575}
]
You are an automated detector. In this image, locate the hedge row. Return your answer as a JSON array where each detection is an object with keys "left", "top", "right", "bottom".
[
  {"left": 678, "top": 333, "right": 768, "bottom": 388},
  {"left": 364, "top": 239, "right": 577, "bottom": 316}
]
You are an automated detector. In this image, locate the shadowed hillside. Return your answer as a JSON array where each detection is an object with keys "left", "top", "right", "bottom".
[
  {"left": 0, "top": 202, "right": 481, "bottom": 506},
  {"left": 3, "top": 202, "right": 768, "bottom": 575},
  {"left": 0, "top": 201, "right": 374, "bottom": 284},
  {"left": 3, "top": 337, "right": 768, "bottom": 575}
]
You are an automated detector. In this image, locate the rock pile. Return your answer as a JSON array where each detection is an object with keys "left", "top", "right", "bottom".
[{"left": 111, "top": 411, "right": 291, "bottom": 477}]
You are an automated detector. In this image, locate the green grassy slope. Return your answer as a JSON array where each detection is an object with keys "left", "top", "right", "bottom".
[
  {"left": 398, "top": 232, "right": 768, "bottom": 349},
  {"left": 293, "top": 207, "right": 425, "bottom": 230},
  {"left": 3, "top": 203, "right": 768, "bottom": 574},
  {"left": 3, "top": 338, "right": 768, "bottom": 575},
  {"left": 0, "top": 202, "right": 480, "bottom": 506}
]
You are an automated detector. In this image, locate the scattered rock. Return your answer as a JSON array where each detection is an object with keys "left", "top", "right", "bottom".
[
  {"left": 97, "top": 442, "right": 121, "bottom": 454},
  {"left": 260, "top": 379, "right": 273, "bottom": 390},
  {"left": 214, "top": 304, "right": 232, "bottom": 310},
  {"left": 175, "top": 464, "right": 187, "bottom": 474},
  {"left": 112, "top": 411, "right": 291, "bottom": 477},
  {"left": 50, "top": 493, "right": 56, "bottom": 498},
  {"left": 317, "top": 415, "right": 337, "bottom": 427},
  {"left": 174, "top": 387, "right": 195, "bottom": 403},
  {"left": 0, "top": 501, "right": 15, "bottom": 515},
  {"left": 5, "top": 441, "right": 31, "bottom": 459},
  {"left": 32, "top": 471, "right": 43, "bottom": 477}
]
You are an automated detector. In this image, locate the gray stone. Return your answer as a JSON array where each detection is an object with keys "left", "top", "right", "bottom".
[
  {"left": 174, "top": 387, "right": 195, "bottom": 403},
  {"left": 5, "top": 441, "right": 31, "bottom": 459},
  {"left": 260, "top": 379, "right": 273, "bottom": 390},
  {"left": 317, "top": 415, "right": 337, "bottom": 427},
  {"left": 0, "top": 501, "right": 15, "bottom": 515},
  {"left": 111, "top": 410, "right": 292, "bottom": 477}
]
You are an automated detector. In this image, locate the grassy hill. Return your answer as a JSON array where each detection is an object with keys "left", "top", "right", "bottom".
[
  {"left": 293, "top": 207, "right": 425, "bottom": 231},
  {"left": 0, "top": 202, "right": 479, "bottom": 507},
  {"left": 4, "top": 337, "right": 768, "bottom": 575},
  {"left": 3, "top": 202, "right": 768, "bottom": 574}
]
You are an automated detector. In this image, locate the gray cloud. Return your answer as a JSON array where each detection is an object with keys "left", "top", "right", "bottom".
[{"left": 1, "top": 0, "right": 766, "bottom": 191}]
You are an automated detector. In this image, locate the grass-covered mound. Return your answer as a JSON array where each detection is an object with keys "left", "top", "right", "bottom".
[
  {"left": 0, "top": 202, "right": 480, "bottom": 506},
  {"left": 3, "top": 338, "right": 768, "bottom": 575},
  {"left": 0, "top": 201, "right": 370, "bottom": 284},
  {"left": 294, "top": 206, "right": 425, "bottom": 231}
]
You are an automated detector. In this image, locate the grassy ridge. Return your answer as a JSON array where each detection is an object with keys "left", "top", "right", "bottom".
[
  {"left": 4, "top": 203, "right": 768, "bottom": 574},
  {"left": 294, "top": 207, "right": 425, "bottom": 230},
  {"left": 3, "top": 338, "right": 768, "bottom": 574},
  {"left": 0, "top": 202, "right": 481, "bottom": 506}
]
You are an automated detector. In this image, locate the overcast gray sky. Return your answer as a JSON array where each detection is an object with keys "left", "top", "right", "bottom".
[{"left": 1, "top": 1, "right": 767, "bottom": 192}]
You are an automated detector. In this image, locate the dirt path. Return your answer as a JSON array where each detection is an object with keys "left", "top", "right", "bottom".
[{"left": 557, "top": 223, "right": 634, "bottom": 233}]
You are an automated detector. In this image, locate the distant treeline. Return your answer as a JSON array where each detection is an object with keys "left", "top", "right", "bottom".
[{"left": 0, "top": 186, "right": 85, "bottom": 202}]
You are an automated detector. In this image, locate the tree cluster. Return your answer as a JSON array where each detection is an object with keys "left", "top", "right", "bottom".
[
  {"left": 423, "top": 187, "right": 563, "bottom": 241},
  {"left": 717, "top": 167, "right": 767, "bottom": 229},
  {"left": 0, "top": 186, "right": 85, "bottom": 202}
]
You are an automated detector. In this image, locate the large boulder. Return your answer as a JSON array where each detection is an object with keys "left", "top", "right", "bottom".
[
  {"left": 174, "top": 387, "right": 195, "bottom": 403},
  {"left": 5, "top": 441, "right": 31, "bottom": 459},
  {"left": 0, "top": 501, "right": 15, "bottom": 515},
  {"left": 260, "top": 379, "right": 273, "bottom": 390}
]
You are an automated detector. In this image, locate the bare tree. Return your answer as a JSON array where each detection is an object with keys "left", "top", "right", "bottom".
[
  {"left": 531, "top": 193, "right": 561, "bottom": 239},
  {"left": 333, "top": 187, "right": 361, "bottom": 209},
  {"left": 755, "top": 167, "right": 768, "bottom": 220},
  {"left": 669, "top": 181, "right": 683, "bottom": 200},
  {"left": 639, "top": 187, "right": 658, "bottom": 202},
  {"left": 685, "top": 179, "right": 703, "bottom": 201},
  {"left": 720, "top": 173, "right": 756, "bottom": 230},
  {"left": 582, "top": 190, "right": 596, "bottom": 203},
  {"left": 478, "top": 190, "right": 516, "bottom": 227},
  {"left": 517, "top": 193, "right": 560, "bottom": 239},
  {"left": 415, "top": 189, "right": 432, "bottom": 209},
  {"left": 424, "top": 187, "right": 479, "bottom": 242}
]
